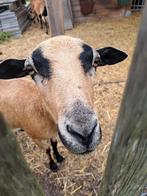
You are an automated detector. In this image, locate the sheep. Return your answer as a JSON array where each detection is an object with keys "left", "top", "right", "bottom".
[
  {"left": 29, "top": 0, "right": 48, "bottom": 34},
  {"left": 0, "top": 35, "right": 127, "bottom": 171}
]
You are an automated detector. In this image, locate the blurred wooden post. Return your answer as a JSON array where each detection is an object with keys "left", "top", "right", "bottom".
[
  {"left": 98, "top": 2, "right": 147, "bottom": 196},
  {"left": 0, "top": 113, "right": 44, "bottom": 196},
  {"left": 45, "top": 0, "right": 64, "bottom": 36}
]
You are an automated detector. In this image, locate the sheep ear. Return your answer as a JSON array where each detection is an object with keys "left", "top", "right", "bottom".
[
  {"left": 95, "top": 47, "right": 128, "bottom": 66},
  {"left": 0, "top": 59, "right": 29, "bottom": 79}
]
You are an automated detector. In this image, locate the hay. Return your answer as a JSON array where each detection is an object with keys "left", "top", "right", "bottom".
[{"left": 0, "top": 12, "right": 141, "bottom": 195}]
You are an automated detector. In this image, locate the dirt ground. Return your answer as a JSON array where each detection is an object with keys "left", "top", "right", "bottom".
[{"left": 0, "top": 13, "right": 141, "bottom": 195}]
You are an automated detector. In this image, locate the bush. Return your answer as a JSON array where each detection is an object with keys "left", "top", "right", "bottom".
[{"left": 0, "top": 32, "right": 11, "bottom": 44}]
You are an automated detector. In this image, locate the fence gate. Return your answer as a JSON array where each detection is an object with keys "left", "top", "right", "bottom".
[{"left": 131, "top": 0, "right": 145, "bottom": 11}]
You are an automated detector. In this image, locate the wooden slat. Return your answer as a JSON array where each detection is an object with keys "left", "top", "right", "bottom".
[
  {"left": 70, "top": 0, "right": 79, "bottom": 6},
  {"left": 72, "top": 5, "right": 81, "bottom": 12},
  {"left": 45, "top": 0, "right": 64, "bottom": 36},
  {"left": 63, "top": 0, "right": 73, "bottom": 30}
]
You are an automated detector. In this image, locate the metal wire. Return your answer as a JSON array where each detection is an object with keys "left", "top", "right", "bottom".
[{"left": 131, "top": 0, "right": 145, "bottom": 11}]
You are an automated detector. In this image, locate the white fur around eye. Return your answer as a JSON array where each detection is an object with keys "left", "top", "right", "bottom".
[
  {"left": 33, "top": 74, "right": 44, "bottom": 86},
  {"left": 87, "top": 67, "right": 96, "bottom": 77},
  {"left": 92, "top": 48, "right": 99, "bottom": 65},
  {"left": 24, "top": 57, "right": 38, "bottom": 73}
]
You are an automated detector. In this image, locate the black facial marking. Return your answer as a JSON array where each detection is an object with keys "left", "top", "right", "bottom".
[
  {"left": 79, "top": 44, "right": 93, "bottom": 73},
  {"left": 32, "top": 48, "right": 51, "bottom": 79}
]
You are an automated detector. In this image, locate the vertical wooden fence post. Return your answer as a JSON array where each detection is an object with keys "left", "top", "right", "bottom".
[
  {"left": 45, "top": 0, "right": 64, "bottom": 36},
  {"left": 98, "top": 2, "right": 147, "bottom": 196},
  {"left": 0, "top": 113, "right": 44, "bottom": 196}
]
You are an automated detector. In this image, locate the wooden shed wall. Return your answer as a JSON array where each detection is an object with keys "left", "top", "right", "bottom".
[
  {"left": 70, "top": 0, "right": 127, "bottom": 22},
  {"left": 71, "top": 0, "right": 95, "bottom": 22}
]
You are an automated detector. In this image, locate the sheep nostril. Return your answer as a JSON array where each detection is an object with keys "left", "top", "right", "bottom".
[
  {"left": 99, "top": 125, "right": 102, "bottom": 141},
  {"left": 66, "top": 124, "right": 85, "bottom": 141},
  {"left": 84, "top": 121, "right": 97, "bottom": 145},
  {"left": 66, "top": 124, "right": 72, "bottom": 134},
  {"left": 90, "top": 120, "right": 97, "bottom": 136},
  {"left": 66, "top": 122, "right": 97, "bottom": 146}
]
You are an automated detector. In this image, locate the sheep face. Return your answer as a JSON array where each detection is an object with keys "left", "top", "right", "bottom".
[
  {"left": 26, "top": 36, "right": 101, "bottom": 154},
  {"left": 0, "top": 35, "right": 127, "bottom": 154}
]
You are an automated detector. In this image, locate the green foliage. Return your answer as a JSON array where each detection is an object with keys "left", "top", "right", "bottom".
[{"left": 0, "top": 32, "right": 11, "bottom": 44}]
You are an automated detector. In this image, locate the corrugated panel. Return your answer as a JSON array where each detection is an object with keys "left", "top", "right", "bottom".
[
  {"left": 0, "top": 0, "right": 17, "bottom": 6},
  {"left": 0, "top": 6, "right": 29, "bottom": 37}
]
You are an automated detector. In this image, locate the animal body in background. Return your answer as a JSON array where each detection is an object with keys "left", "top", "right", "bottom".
[{"left": 29, "top": 0, "right": 49, "bottom": 34}]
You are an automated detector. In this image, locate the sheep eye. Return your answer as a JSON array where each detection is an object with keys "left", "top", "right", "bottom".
[{"left": 93, "top": 57, "right": 103, "bottom": 67}]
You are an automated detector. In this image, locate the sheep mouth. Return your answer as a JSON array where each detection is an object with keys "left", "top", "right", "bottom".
[
  {"left": 58, "top": 130, "right": 86, "bottom": 154},
  {"left": 58, "top": 128, "right": 101, "bottom": 154}
]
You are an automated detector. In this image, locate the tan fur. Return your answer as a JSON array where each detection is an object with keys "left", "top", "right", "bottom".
[
  {"left": 30, "top": 0, "right": 45, "bottom": 16},
  {"left": 0, "top": 78, "right": 56, "bottom": 142},
  {"left": 30, "top": 0, "right": 48, "bottom": 34}
]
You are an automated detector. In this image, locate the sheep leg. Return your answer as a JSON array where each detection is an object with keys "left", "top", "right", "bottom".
[
  {"left": 36, "top": 16, "right": 40, "bottom": 23},
  {"left": 33, "top": 139, "right": 58, "bottom": 172},
  {"left": 32, "top": 16, "right": 37, "bottom": 24},
  {"left": 50, "top": 139, "right": 64, "bottom": 163},
  {"left": 42, "top": 7, "right": 48, "bottom": 34},
  {"left": 39, "top": 15, "right": 43, "bottom": 29},
  {"left": 46, "top": 147, "right": 58, "bottom": 172},
  {"left": 44, "top": 17, "right": 49, "bottom": 34}
]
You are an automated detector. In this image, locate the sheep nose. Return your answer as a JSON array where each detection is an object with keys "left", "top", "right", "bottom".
[{"left": 66, "top": 121, "right": 98, "bottom": 147}]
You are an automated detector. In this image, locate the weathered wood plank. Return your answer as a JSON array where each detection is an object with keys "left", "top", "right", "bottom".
[
  {"left": 71, "top": 0, "right": 80, "bottom": 6},
  {"left": 45, "top": 0, "right": 64, "bottom": 36},
  {"left": 0, "top": 113, "right": 44, "bottom": 196},
  {"left": 98, "top": 1, "right": 147, "bottom": 196},
  {"left": 63, "top": 0, "right": 73, "bottom": 30}
]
